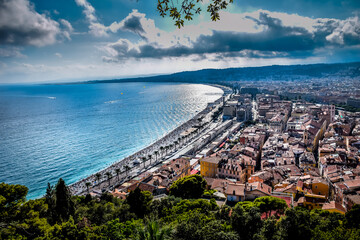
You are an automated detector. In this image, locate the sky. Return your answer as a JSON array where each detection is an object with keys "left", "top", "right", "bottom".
[{"left": 0, "top": 0, "right": 359, "bottom": 83}]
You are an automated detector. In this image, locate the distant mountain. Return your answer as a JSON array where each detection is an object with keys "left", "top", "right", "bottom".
[{"left": 87, "top": 61, "right": 360, "bottom": 84}]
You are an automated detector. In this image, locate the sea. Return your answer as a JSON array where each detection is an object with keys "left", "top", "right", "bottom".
[{"left": 0, "top": 82, "right": 223, "bottom": 199}]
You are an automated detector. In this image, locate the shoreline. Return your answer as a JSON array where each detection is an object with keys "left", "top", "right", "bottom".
[{"left": 69, "top": 83, "right": 228, "bottom": 195}]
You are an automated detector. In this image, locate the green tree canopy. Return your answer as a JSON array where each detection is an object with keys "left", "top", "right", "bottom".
[
  {"left": 231, "top": 205, "right": 262, "bottom": 240},
  {"left": 169, "top": 174, "right": 206, "bottom": 199},
  {"left": 54, "top": 178, "right": 75, "bottom": 222},
  {"left": 345, "top": 204, "right": 360, "bottom": 229},
  {"left": 278, "top": 207, "right": 312, "bottom": 240},
  {"left": 1, "top": 181, "right": 360, "bottom": 239},
  {"left": 137, "top": 220, "right": 171, "bottom": 240},
  {"left": 126, "top": 187, "right": 153, "bottom": 218},
  {"left": 0, "top": 182, "right": 28, "bottom": 207},
  {"left": 0, "top": 182, "right": 28, "bottom": 221},
  {"left": 254, "top": 196, "right": 288, "bottom": 218}
]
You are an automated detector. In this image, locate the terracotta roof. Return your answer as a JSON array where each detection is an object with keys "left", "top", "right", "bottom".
[
  {"left": 248, "top": 182, "right": 272, "bottom": 195},
  {"left": 346, "top": 195, "right": 360, "bottom": 205},
  {"left": 211, "top": 179, "right": 232, "bottom": 193},
  {"left": 225, "top": 183, "right": 245, "bottom": 196},
  {"left": 127, "top": 182, "right": 157, "bottom": 193},
  {"left": 307, "top": 126, "right": 320, "bottom": 136},
  {"left": 275, "top": 183, "right": 297, "bottom": 194},
  {"left": 344, "top": 179, "right": 360, "bottom": 190},
  {"left": 231, "top": 144, "right": 244, "bottom": 152},
  {"left": 272, "top": 195, "right": 293, "bottom": 207},
  {"left": 322, "top": 201, "right": 346, "bottom": 213},
  {"left": 312, "top": 177, "right": 328, "bottom": 185},
  {"left": 204, "top": 177, "right": 216, "bottom": 186},
  {"left": 201, "top": 155, "right": 222, "bottom": 164},
  {"left": 297, "top": 196, "right": 305, "bottom": 204},
  {"left": 297, "top": 179, "right": 304, "bottom": 187},
  {"left": 160, "top": 158, "right": 189, "bottom": 172},
  {"left": 111, "top": 189, "right": 127, "bottom": 200}
]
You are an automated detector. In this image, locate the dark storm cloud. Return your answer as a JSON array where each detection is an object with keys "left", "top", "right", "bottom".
[
  {"left": 106, "top": 10, "right": 153, "bottom": 40},
  {"left": 121, "top": 13, "right": 145, "bottom": 35}
]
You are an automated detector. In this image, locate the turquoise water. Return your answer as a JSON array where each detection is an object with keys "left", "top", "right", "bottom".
[{"left": 0, "top": 82, "right": 223, "bottom": 199}]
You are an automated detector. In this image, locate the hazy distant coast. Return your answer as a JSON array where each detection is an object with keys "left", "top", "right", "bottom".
[{"left": 48, "top": 61, "right": 360, "bottom": 86}]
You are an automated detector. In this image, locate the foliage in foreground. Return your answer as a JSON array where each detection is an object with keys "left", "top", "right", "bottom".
[
  {"left": 1, "top": 177, "right": 360, "bottom": 240},
  {"left": 156, "top": 0, "right": 234, "bottom": 28}
]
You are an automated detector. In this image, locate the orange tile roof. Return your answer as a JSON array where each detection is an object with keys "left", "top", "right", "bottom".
[
  {"left": 225, "top": 183, "right": 245, "bottom": 196},
  {"left": 322, "top": 201, "right": 346, "bottom": 213}
]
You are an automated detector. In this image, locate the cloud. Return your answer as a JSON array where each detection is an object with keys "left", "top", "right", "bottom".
[
  {"left": 59, "top": 19, "right": 74, "bottom": 40},
  {"left": 0, "top": 0, "right": 62, "bottom": 46},
  {"left": 0, "top": 47, "right": 25, "bottom": 58},
  {"left": 74, "top": 0, "right": 158, "bottom": 39},
  {"left": 0, "top": 0, "right": 73, "bottom": 49},
  {"left": 101, "top": 10, "right": 360, "bottom": 62},
  {"left": 324, "top": 16, "right": 360, "bottom": 45},
  {"left": 0, "top": 0, "right": 74, "bottom": 60},
  {"left": 107, "top": 10, "right": 159, "bottom": 41},
  {"left": 74, "top": 0, "right": 108, "bottom": 37},
  {"left": 74, "top": 0, "right": 96, "bottom": 22}
]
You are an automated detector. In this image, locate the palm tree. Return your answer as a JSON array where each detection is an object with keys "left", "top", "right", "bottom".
[
  {"left": 85, "top": 182, "right": 91, "bottom": 194},
  {"left": 160, "top": 146, "right": 164, "bottom": 157},
  {"left": 142, "top": 157, "right": 147, "bottom": 168},
  {"left": 124, "top": 165, "right": 131, "bottom": 176},
  {"left": 148, "top": 154, "right": 152, "bottom": 165},
  {"left": 137, "top": 221, "right": 171, "bottom": 240},
  {"left": 105, "top": 171, "right": 112, "bottom": 186},
  {"left": 154, "top": 151, "right": 159, "bottom": 162},
  {"left": 95, "top": 173, "right": 101, "bottom": 184},
  {"left": 115, "top": 168, "right": 121, "bottom": 181}
]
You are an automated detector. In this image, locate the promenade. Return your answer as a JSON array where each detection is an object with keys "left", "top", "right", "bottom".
[{"left": 69, "top": 92, "right": 225, "bottom": 196}]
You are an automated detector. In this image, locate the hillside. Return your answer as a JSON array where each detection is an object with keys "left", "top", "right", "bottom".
[{"left": 87, "top": 62, "right": 360, "bottom": 84}]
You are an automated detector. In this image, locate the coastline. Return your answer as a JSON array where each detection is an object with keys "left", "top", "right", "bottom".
[{"left": 69, "top": 83, "right": 228, "bottom": 195}]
